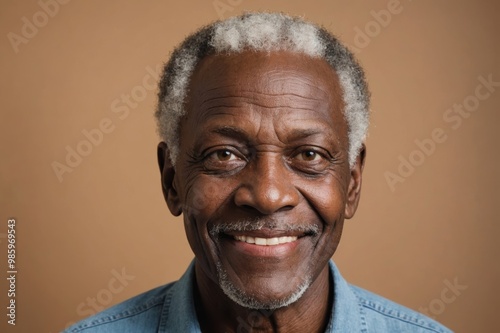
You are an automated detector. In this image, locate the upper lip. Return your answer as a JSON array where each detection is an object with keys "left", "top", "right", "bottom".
[{"left": 222, "top": 228, "right": 309, "bottom": 239}]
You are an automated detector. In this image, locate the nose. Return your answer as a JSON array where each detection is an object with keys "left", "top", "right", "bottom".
[{"left": 234, "top": 154, "right": 300, "bottom": 215}]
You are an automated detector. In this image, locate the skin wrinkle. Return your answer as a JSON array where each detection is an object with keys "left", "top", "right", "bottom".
[
  {"left": 195, "top": 124, "right": 340, "bottom": 161},
  {"left": 199, "top": 108, "right": 337, "bottom": 132},
  {"left": 200, "top": 90, "right": 327, "bottom": 101},
  {"left": 196, "top": 97, "right": 340, "bottom": 155},
  {"left": 201, "top": 82, "right": 328, "bottom": 100},
  {"left": 195, "top": 62, "right": 331, "bottom": 99},
  {"left": 190, "top": 57, "right": 341, "bottom": 140},
  {"left": 159, "top": 51, "right": 365, "bottom": 332},
  {"left": 203, "top": 102, "right": 324, "bottom": 114},
  {"left": 156, "top": 13, "right": 370, "bottom": 168},
  {"left": 198, "top": 93, "right": 328, "bottom": 116}
]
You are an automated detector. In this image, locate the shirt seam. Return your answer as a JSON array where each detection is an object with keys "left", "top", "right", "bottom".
[
  {"left": 67, "top": 294, "right": 166, "bottom": 332},
  {"left": 354, "top": 293, "right": 447, "bottom": 333},
  {"left": 357, "top": 294, "right": 369, "bottom": 333},
  {"left": 157, "top": 285, "right": 175, "bottom": 332}
]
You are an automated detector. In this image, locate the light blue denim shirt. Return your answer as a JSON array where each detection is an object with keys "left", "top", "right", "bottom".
[{"left": 63, "top": 260, "right": 452, "bottom": 332}]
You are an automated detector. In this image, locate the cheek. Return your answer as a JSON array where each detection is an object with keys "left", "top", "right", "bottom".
[
  {"left": 181, "top": 176, "right": 236, "bottom": 270},
  {"left": 183, "top": 176, "right": 234, "bottom": 221},
  {"left": 302, "top": 176, "right": 347, "bottom": 225},
  {"left": 313, "top": 176, "right": 349, "bottom": 255}
]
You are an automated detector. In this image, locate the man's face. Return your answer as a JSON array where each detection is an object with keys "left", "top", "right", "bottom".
[{"left": 159, "top": 51, "right": 363, "bottom": 309}]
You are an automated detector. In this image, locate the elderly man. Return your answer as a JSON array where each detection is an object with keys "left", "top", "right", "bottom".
[{"left": 65, "top": 13, "right": 451, "bottom": 333}]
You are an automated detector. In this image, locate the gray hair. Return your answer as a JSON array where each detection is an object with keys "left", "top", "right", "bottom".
[{"left": 156, "top": 12, "right": 370, "bottom": 167}]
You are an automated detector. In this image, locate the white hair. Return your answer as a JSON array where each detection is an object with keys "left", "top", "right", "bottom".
[{"left": 156, "top": 12, "right": 370, "bottom": 167}]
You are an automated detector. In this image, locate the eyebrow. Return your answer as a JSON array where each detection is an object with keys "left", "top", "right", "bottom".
[
  {"left": 285, "top": 127, "right": 326, "bottom": 141},
  {"left": 212, "top": 126, "right": 249, "bottom": 142}
]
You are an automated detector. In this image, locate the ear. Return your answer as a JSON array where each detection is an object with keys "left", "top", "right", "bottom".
[
  {"left": 157, "top": 142, "right": 182, "bottom": 216},
  {"left": 344, "top": 144, "right": 366, "bottom": 219}
]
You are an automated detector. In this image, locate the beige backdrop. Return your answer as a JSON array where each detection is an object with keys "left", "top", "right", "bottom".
[{"left": 1, "top": 0, "right": 499, "bottom": 332}]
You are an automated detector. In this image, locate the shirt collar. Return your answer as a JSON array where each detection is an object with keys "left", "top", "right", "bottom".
[
  {"left": 158, "top": 260, "right": 364, "bottom": 332},
  {"left": 158, "top": 260, "right": 201, "bottom": 332},
  {"left": 328, "top": 260, "right": 365, "bottom": 332}
]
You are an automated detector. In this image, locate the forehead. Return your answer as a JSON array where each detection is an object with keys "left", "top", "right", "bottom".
[
  {"left": 188, "top": 51, "right": 343, "bottom": 104},
  {"left": 182, "top": 51, "right": 347, "bottom": 144}
]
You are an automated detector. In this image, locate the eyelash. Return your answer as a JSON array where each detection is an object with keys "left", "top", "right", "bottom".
[
  {"left": 199, "top": 146, "right": 334, "bottom": 174},
  {"left": 294, "top": 149, "right": 325, "bottom": 161},
  {"left": 211, "top": 149, "right": 240, "bottom": 161},
  {"left": 201, "top": 147, "right": 246, "bottom": 169}
]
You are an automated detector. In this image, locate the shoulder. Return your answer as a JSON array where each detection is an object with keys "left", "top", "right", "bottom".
[
  {"left": 63, "top": 281, "right": 176, "bottom": 333},
  {"left": 350, "top": 285, "right": 453, "bottom": 333}
]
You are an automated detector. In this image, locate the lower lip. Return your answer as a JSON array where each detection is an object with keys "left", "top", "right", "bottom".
[{"left": 227, "top": 237, "right": 300, "bottom": 258}]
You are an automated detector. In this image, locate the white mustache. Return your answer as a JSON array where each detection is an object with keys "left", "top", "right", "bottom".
[{"left": 209, "top": 218, "right": 319, "bottom": 236}]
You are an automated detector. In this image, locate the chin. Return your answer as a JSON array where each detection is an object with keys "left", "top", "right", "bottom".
[{"left": 216, "top": 261, "right": 312, "bottom": 310}]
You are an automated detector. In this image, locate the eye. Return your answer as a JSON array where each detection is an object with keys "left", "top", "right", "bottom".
[
  {"left": 214, "top": 149, "right": 238, "bottom": 161},
  {"left": 202, "top": 147, "right": 246, "bottom": 173},
  {"left": 289, "top": 147, "right": 333, "bottom": 174},
  {"left": 296, "top": 150, "right": 322, "bottom": 162}
]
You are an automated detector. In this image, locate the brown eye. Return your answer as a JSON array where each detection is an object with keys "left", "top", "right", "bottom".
[
  {"left": 203, "top": 148, "right": 245, "bottom": 173},
  {"left": 216, "top": 150, "right": 236, "bottom": 161},
  {"left": 297, "top": 150, "right": 321, "bottom": 162},
  {"left": 290, "top": 148, "right": 332, "bottom": 174}
]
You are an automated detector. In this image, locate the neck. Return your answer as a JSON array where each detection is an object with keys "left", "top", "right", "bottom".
[{"left": 194, "top": 262, "right": 332, "bottom": 333}]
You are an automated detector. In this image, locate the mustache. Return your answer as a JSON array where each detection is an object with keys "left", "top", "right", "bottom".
[{"left": 209, "top": 218, "right": 319, "bottom": 237}]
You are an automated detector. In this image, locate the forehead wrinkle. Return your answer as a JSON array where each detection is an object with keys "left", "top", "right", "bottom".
[
  {"left": 187, "top": 97, "right": 343, "bottom": 149},
  {"left": 191, "top": 101, "right": 340, "bottom": 141},
  {"left": 265, "top": 70, "right": 332, "bottom": 99},
  {"left": 200, "top": 89, "right": 324, "bottom": 102},
  {"left": 188, "top": 55, "right": 343, "bottom": 126},
  {"left": 194, "top": 65, "right": 334, "bottom": 101},
  {"left": 189, "top": 111, "right": 342, "bottom": 158},
  {"left": 184, "top": 52, "right": 348, "bottom": 158},
  {"left": 194, "top": 92, "right": 329, "bottom": 121}
]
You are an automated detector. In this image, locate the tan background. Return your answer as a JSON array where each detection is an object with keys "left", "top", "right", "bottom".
[{"left": 1, "top": 0, "right": 499, "bottom": 332}]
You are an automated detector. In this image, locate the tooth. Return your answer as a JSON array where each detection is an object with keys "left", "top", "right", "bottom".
[
  {"left": 266, "top": 237, "right": 279, "bottom": 245},
  {"left": 254, "top": 237, "right": 267, "bottom": 245},
  {"left": 235, "top": 235, "right": 298, "bottom": 245},
  {"left": 245, "top": 236, "right": 255, "bottom": 244}
]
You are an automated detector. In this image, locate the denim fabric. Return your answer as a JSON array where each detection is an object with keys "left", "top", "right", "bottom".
[{"left": 63, "top": 261, "right": 452, "bottom": 332}]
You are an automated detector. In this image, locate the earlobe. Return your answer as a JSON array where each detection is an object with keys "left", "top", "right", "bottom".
[
  {"left": 344, "top": 144, "right": 366, "bottom": 219},
  {"left": 157, "top": 142, "right": 182, "bottom": 216}
]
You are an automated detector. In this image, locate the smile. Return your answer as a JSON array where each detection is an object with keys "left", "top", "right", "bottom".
[{"left": 234, "top": 235, "right": 298, "bottom": 246}]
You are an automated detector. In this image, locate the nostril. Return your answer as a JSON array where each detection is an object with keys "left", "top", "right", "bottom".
[
  {"left": 238, "top": 203, "right": 253, "bottom": 210},
  {"left": 234, "top": 188, "right": 299, "bottom": 215}
]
